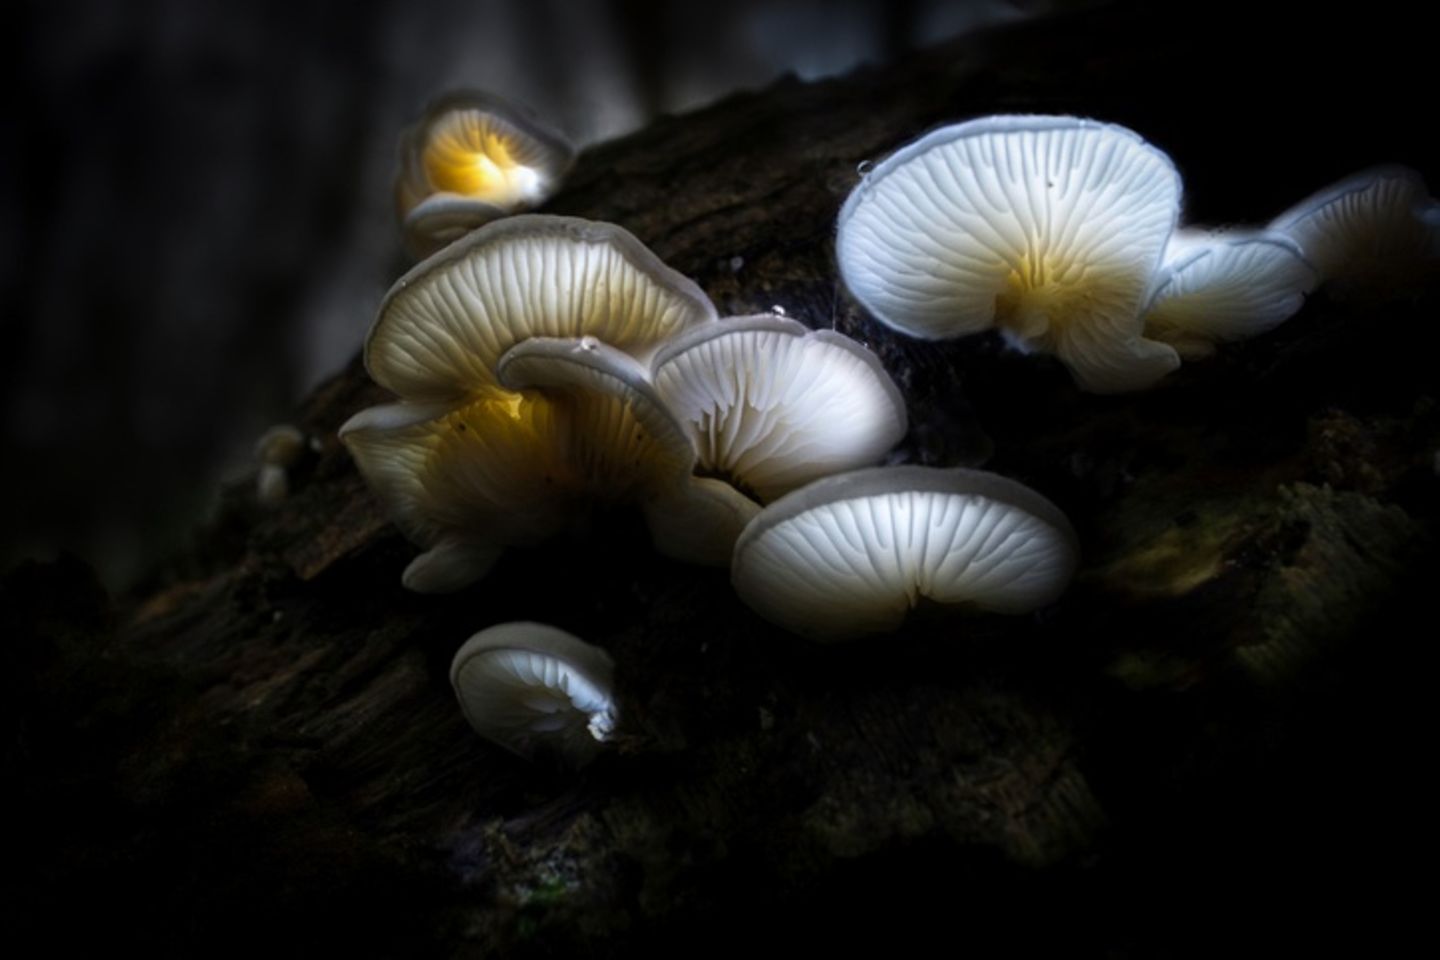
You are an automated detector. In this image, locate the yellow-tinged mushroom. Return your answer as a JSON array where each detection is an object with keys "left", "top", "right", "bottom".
[
  {"left": 395, "top": 91, "right": 575, "bottom": 257},
  {"left": 836, "top": 115, "right": 1183, "bottom": 393}
]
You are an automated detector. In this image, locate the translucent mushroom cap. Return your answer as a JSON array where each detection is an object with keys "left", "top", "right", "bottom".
[
  {"left": 1270, "top": 164, "right": 1440, "bottom": 289},
  {"left": 836, "top": 115, "right": 1183, "bottom": 393},
  {"left": 652, "top": 315, "right": 908, "bottom": 502},
  {"left": 367, "top": 215, "right": 717, "bottom": 400},
  {"left": 731, "top": 465, "right": 1079, "bottom": 641},
  {"left": 338, "top": 392, "right": 573, "bottom": 592},
  {"left": 1144, "top": 229, "right": 1318, "bottom": 359},
  {"left": 396, "top": 91, "right": 575, "bottom": 256},
  {"left": 449, "top": 622, "right": 617, "bottom": 765},
  {"left": 496, "top": 336, "right": 698, "bottom": 499}
]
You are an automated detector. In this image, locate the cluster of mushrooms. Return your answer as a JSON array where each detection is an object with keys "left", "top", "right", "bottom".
[
  {"left": 838, "top": 115, "right": 1440, "bottom": 393},
  {"left": 336, "top": 95, "right": 1436, "bottom": 765}
]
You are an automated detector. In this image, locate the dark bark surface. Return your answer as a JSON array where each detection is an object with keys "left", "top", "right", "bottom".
[{"left": 7, "top": 6, "right": 1437, "bottom": 957}]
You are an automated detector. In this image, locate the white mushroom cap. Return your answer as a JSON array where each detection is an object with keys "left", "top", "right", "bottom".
[
  {"left": 338, "top": 392, "right": 575, "bottom": 592},
  {"left": 1144, "top": 229, "right": 1318, "bottom": 359},
  {"left": 1270, "top": 165, "right": 1440, "bottom": 289},
  {"left": 367, "top": 215, "right": 716, "bottom": 400},
  {"left": 836, "top": 115, "right": 1182, "bottom": 393},
  {"left": 450, "top": 622, "right": 617, "bottom": 766},
  {"left": 652, "top": 315, "right": 908, "bottom": 502},
  {"left": 395, "top": 90, "right": 575, "bottom": 257},
  {"left": 731, "top": 465, "right": 1079, "bottom": 641},
  {"left": 497, "top": 336, "right": 697, "bottom": 499}
]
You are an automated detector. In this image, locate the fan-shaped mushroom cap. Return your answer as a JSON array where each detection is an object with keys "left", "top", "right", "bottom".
[
  {"left": 450, "top": 622, "right": 617, "bottom": 765},
  {"left": 338, "top": 392, "right": 575, "bottom": 592},
  {"left": 1144, "top": 230, "right": 1318, "bottom": 358},
  {"left": 836, "top": 115, "right": 1182, "bottom": 393},
  {"left": 731, "top": 465, "right": 1079, "bottom": 641},
  {"left": 652, "top": 315, "right": 908, "bottom": 502},
  {"left": 396, "top": 91, "right": 575, "bottom": 257},
  {"left": 497, "top": 336, "right": 697, "bottom": 497},
  {"left": 368, "top": 215, "right": 716, "bottom": 400},
  {"left": 1270, "top": 165, "right": 1440, "bottom": 289}
]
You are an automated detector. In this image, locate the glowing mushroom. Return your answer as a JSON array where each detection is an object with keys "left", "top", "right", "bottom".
[
  {"left": 836, "top": 115, "right": 1183, "bottom": 393},
  {"left": 1270, "top": 165, "right": 1440, "bottom": 291},
  {"left": 731, "top": 465, "right": 1079, "bottom": 641},
  {"left": 396, "top": 91, "right": 575, "bottom": 257},
  {"left": 338, "top": 391, "right": 574, "bottom": 592},
  {"left": 1143, "top": 230, "right": 1318, "bottom": 359},
  {"left": 450, "top": 622, "right": 617, "bottom": 766},
  {"left": 367, "top": 215, "right": 716, "bottom": 401},
  {"left": 495, "top": 336, "right": 696, "bottom": 501},
  {"left": 652, "top": 315, "right": 908, "bottom": 502},
  {"left": 499, "top": 336, "right": 760, "bottom": 566}
]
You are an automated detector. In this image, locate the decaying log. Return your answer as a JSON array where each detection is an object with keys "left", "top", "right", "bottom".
[{"left": 7, "top": 5, "right": 1436, "bottom": 956}]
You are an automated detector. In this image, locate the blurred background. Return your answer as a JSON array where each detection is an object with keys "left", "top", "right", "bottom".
[
  {"left": 3, "top": 0, "right": 1058, "bottom": 588},
  {"left": 2, "top": 0, "right": 1432, "bottom": 588}
]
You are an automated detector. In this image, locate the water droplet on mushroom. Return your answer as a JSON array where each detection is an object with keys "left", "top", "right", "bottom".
[
  {"left": 856, "top": 160, "right": 874, "bottom": 176},
  {"left": 770, "top": 304, "right": 787, "bottom": 316}
]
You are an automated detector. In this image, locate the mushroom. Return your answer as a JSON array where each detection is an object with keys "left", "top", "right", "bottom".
[
  {"left": 1269, "top": 165, "right": 1440, "bottom": 292},
  {"left": 1143, "top": 229, "right": 1318, "bottom": 359},
  {"left": 254, "top": 424, "right": 307, "bottom": 507},
  {"left": 498, "top": 336, "right": 762, "bottom": 566},
  {"left": 730, "top": 465, "right": 1079, "bottom": 641},
  {"left": 366, "top": 214, "right": 716, "bottom": 401},
  {"left": 835, "top": 115, "right": 1183, "bottom": 393},
  {"left": 395, "top": 91, "right": 575, "bottom": 257},
  {"left": 338, "top": 391, "right": 574, "bottom": 592},
  {"left": 495, "top": 336, "right": 696, "bottom": 502},
  {"left": 450, "top": 622, "right": 617, "bottom": 766},
  {"left": 651, "top": 315, "right": 908, "bottom": 502}
]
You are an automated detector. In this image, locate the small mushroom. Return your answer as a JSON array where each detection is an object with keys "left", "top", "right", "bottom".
[
  {"left": 450, "top": 622, "right": 617, "bottom": 766},
  {"left": 1270, "top": 165, "right": 1440, "bottom": 291},
  {"left": 396, "top": 91, "right": 575, "bottom": 257},
  {"left": 651, "top": 315, "right": 908, "bottom": 501},
  {"left": 1143, "top": 229, "right": 1318, "bottom": 359},
  {"left": 836, "top": 115, "right": 1183, "bottom": 393},
  {"left": 367, "top": 215, "right": 716, "bottom": 401},
  {"left": 731, "top": 465, "right": 1079, "bottom": 641},
  {"left": 254, "top": 424, "right": 307, "bottom": 507}
]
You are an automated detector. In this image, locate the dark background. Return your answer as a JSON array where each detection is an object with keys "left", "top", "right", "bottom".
[
  {"left": 8, "top": 0, "right": 1435, "bottom": 589},
  {"left": 4, "top": 3, "right": 1436, "bottom": 955},
  {"left": 4, "top": 0, "right": 1065, "bottom": 586}
]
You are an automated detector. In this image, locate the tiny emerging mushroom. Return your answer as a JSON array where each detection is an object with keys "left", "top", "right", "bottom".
[
  {"left": 1143, "top": 229, "right": 1318, "bottom": 359},
  {"left": 651, "top": 315, "right": 908, "bottom": 502},
  {"left": 731, "top": 465, "right": 1079, "bottom": 641},
  {"left": 450, "top": 622, "right": 617, "bottom": 766},
  {"left": 1270, "top": 164, "right": 1440, "bottom": 293},
  {"left": 395, "top": 90, "right": 575, "bottom": 257},
  {"left": 254, "top": 424, "right": 307, "bottom": 507},
  {"left": 836, "top": 115, "right": 1183, "bottom": 393}
]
